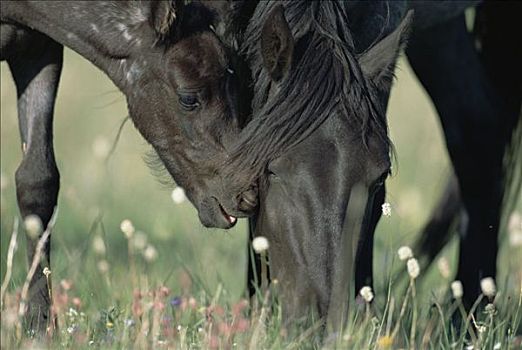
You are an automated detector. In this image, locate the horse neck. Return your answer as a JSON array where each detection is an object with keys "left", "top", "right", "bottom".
[{"left": 1, "top": 1, "right": 157, "bottom": 91}]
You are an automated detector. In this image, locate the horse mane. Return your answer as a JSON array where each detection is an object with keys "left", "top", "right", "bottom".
[{"left": 225, "top": 1, "right": 392, "bottom": 182}]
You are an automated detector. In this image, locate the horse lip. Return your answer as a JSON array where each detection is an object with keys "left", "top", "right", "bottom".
[{"left": 218, "top": 203, "right": 237, "bottom": 226}]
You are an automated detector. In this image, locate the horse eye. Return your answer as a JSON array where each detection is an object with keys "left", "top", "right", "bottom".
[
  {"left": 178, "top": 94, "right": 200, "bottom": 111},
  {"left": 373, "top": 171, "right": 389, "bottom": 188}
]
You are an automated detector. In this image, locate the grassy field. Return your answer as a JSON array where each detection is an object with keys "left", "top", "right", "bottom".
[{"left": 1, "top": 47, "right": 521, "bottom": 349}]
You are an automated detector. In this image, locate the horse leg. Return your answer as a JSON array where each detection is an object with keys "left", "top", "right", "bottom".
[
  {"left": 415, "top": 174, "right": 464, "bottom": 266},
  {"left": 406, "top": 14, "right": 507, "bottom": 305},
  {"left": 475, "top": 1, "right": 522, "bottom": 120},
  {"left": 474, "top": 1, "right": 522, "bottom": 208},
  {"left": 414, "top": 1, "right": 522, "bottom": 274},
  {"left": 354, "top": 185, "right": 384, "bottom": 297},
  {"left": 7, "top": 33, "right": 63, "bottom": 333}
]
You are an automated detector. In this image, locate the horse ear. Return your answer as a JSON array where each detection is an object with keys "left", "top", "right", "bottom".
[
  {"left": 261, "top": 5, "right": 294, "bottom": 82},
  {"left": 359, "top": 10, "right": 414, "bottom": 87},
  {"left": 151, "top": 0, "right": 183, "bottom": 40}
]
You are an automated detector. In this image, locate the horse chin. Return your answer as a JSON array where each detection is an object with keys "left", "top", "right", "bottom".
[{"left": 197, "top": 198, "right": 238, "bottom": 229}]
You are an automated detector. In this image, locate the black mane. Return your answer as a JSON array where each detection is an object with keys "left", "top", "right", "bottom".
[{"left": 226, "top": 1, "right": 392, "bottom": 182}]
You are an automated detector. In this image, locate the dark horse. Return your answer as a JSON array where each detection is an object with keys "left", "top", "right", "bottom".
[
  {"left": 0, "top": 0, "right": 258, "bottom": 331},
  {"left": 212, "top": 0, "right": 521, "bottom": 329},
  {"left": 238, "top": 2, "right": 410, "bottom": 328}
]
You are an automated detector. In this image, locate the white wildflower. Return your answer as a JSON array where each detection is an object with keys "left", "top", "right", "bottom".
[
  {"left": 485, "top": 303, "right": 496, "bottom": 315},
  {"left": 92, "top": 136, "right": 111, "bottom": 159},
  {"left": 359, "top": 286, "right": 374, "bottom": 303},
  {"left": 97, "top": 259, "right": 109, "bottom": 273},
  {"left": 407, "top": 258, "right": 420, "bottom": 279},
  {"left": 171, "top": 187, "right": 186, "bottom": 204},
  {"left": 397, "top": 246, "right": 413, "bottom": 261},
  {"left": 143, "top": 245, "right": 158, "bottom": 262},
  {"left": 24, "top": 215, "right": 43, "bottom": 239},
  {"left": 437, "top": 257, "right": 451, "bottom": 279},
  {"left": 92, "top": 235, "right": 106, "bottom": 255},
  {"left": 43, "top": 267, "right": 51, "bottom": 277},
  {"left": 451, "top": 280, "right": 464, "bottom": 299},
  {"left": 67, "top": 308, "right": 78, "bottom": 317},
  {"left": 177, "top": 325, "right": 182, "bottom": 332},
  {"left": 252, "top": 236, "right": 269, "bottom": 253},
  {"left": 381, "top": 202, "right": 392, "bottom": 217},
  {"left": 480, "top": 277, "right": 496, "bottom": 298},
  {"left": 493, "top": 342, "right": 501, "bottom": 350},
  {"left": 120, "top": 219, "right": 135, "bottom": 239},
  {"left": 67, "top": 326, "right": 75, "bottom": 334}
]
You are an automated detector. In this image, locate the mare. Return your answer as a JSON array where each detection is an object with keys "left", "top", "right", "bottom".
[
  {"left": 212, "top": 0, "right": 521, "bottom": 330},
  {"left": 237, "top": 2, "right": 409, "bottom": 329},
  {"left": 0, "top": 0, "right": 257, "bottom": 332}
]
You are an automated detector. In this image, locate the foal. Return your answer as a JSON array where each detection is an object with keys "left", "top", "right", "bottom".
[{"left": 1, "top": 0, "right": 255, "bottom": 331}]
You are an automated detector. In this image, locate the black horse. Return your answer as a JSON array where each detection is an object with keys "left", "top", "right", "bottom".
[
  {"left": 239, "top": 2, "right": 409, "bottom": 328},
  {"left": 0, "top": 0, "right": 258, "bottom": 331},
  {"left": 211, "top": 0, "right": 521, "bottom": 329}
]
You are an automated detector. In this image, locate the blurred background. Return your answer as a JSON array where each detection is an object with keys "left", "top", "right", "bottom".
[{"left": 1, "top": 48, "right": 520, "bottom": 307}]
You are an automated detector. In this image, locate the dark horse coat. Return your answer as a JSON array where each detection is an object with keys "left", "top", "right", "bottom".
[{"left": 0, "top": 0, "right": 258, "bottom": 331}]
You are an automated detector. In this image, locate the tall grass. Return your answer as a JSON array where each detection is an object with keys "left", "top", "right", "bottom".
[{"left": 1, "top": 211, "right": 521, "bottom": 349}]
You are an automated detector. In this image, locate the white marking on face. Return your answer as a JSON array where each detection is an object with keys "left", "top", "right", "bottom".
[
  {"left": 117, "top": 23, "right": 133, "bottom": 41},
  {"left": 90, "top": 23, "right": 99, "bottom": 33},
  {"left": 66, "top": 32, "right": 77, "bottom": 40},
  {"left": 126, "top": 61, "right": 142, "bottom": 83}
]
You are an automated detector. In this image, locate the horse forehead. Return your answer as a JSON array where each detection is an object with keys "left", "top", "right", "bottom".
[
  {"left": 272, "top": 117, "right": 387, "bottom": 180},
  {"left": 170, "top": 34, "right": 228, "bottom": 81}
]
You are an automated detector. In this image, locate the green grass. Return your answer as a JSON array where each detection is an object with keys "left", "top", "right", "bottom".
[{"left": 1, "top": 49, "right": 521, "bottom": 349}]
